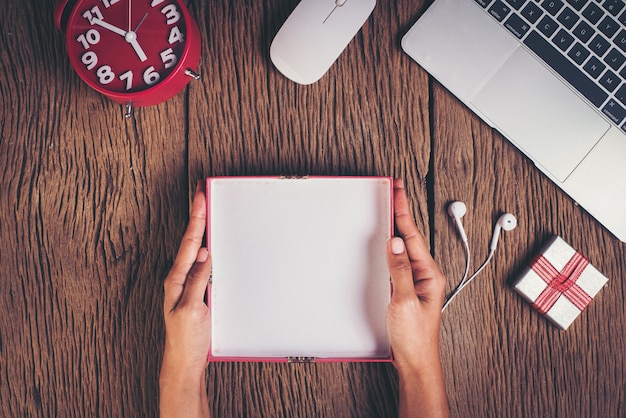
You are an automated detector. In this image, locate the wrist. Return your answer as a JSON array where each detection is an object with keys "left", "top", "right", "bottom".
[
  {"left": 396, "top": 353, "right": 449, "bottom": 418},
  {"left": 159, "top": 364, "right": 208, "bottom": 418},
  {"left": 160, "top": 338, "right": 209, "bottom": 378},
  {"left": 160, "top": 355, "right": 206, "bottom": 387},
  {"left": 393, "top": 343, "right": 442, "bottom": 378}
]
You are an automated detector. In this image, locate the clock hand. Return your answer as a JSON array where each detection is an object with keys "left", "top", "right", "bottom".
[
  {"left": 91, "top": 17, "right": 127, "bottom": 37},
  {"left": 127, "top": 0, "right": 132, "bottom": 32},
  {"left": 125, "top": 31, "right": 148, "bottom": 62},
  {"left": 133, "top": 12, "right": 148, "bottom": 33},
  {"left": 91, "top": 17, "right": 147, "bottom": 62}
]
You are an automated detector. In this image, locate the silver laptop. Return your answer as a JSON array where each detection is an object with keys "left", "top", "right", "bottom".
[{"left": 402, "top": 0, "right": 626, "bottom": 242}]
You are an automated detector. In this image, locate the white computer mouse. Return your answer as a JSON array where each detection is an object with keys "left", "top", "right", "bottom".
[{"left": 270, "top": 0, "right": 376, "bottom": 85}]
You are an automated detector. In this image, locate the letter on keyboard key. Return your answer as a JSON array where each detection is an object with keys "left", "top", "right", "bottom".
[
  {"left": 598, "top": 15, "right": 620, "bottom": 38},
  {"left": 582, "top": 3, "right": 604, "bottom": 25},
  {"left": 557, "top": 6, "right": 580, "bottom": 29},
  {"left": 538, "top": 15, "right": 559, "bottom": 37},
  {"left": 584, "top": 56, "right": 606, "bottom": 79},
  {"left": 553, "top": 29, "right": 574, "bottom": 51},
  {"left": 599, "top": 69, "right": 620, "bottom": 92},
  {"left": 541, "top": 0, "right": 564, "bottom": 16},
  {"left": 522, "top": 2, "right": 544, "bottom": 23},
  {"left": 524, "top": 31, "right": 608, "bottom": 107},
  {"left": 604, "top": 48, "right": 626, "bottom": 71},
  {"left": 572, "top": 20, "right": 595, "bottom": 43},
  {"left": 568, "top": 42, "right": 590, "bottom": 65},
  {"left": 590, "top": 35, "right": 611, "bottom": 56}
]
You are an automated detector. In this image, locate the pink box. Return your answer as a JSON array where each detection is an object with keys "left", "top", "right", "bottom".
[
  {"left": 206, "top": 176, "right": 393, "bottom": 362},
  {"left": 513, "top": 236, "right": 608, "bottom": 330}
]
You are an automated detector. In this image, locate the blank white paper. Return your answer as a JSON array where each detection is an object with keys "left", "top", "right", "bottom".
[{"left": 208, "top": 177, "right": 392, "bottom": 359}]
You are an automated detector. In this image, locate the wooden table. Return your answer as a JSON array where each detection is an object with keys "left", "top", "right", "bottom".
[{"left": 1, "top": 0, "right": 624, "bottom": 416}]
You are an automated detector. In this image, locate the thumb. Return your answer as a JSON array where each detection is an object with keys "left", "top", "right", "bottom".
[{"left": 387, "top": 237, "right": 416, "bottom": 302}]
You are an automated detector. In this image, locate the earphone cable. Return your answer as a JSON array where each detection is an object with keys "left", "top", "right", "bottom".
[
  {"left": 458, "top": 240, "right": 471, "bottom": 289},
  {"left": 440, "top": 240, "right": 470, "bottom": 311},
  {"left": 441, "top": 249, "right": 495, "bottom": 312}
]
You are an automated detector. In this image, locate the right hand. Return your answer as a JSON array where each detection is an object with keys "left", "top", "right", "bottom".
[{"left": 385, "top": 179, "right": 449, "bottom": 418}]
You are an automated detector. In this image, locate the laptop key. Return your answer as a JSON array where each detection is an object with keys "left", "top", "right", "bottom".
[
  {"left": 489, "top": 1, "right": 512, "bottom": 21},
  {"left": 584, "top": 56, "right": 607, "bottom": 78},
  {"left": 572, "top": 20, "right": 595, "bottom": 43},
  {"left": 599, "top": 69, "right": 620, "bottom": 92},
  {"left": 598, "top": 15, "right": 620, "bottom": 38},
  {"left": 602, "top": 99, "right": 626, "bottom": 124},
  {"left": 614, "top": 84, "right": 626, "bottom": 106},
  {"left": 602, "top": 0, "right": 625, "bottom": 17},
  {"left": 505, "top": 13, "right": 532, "bottom": 38},
  {"left": 604, "top": 48, "right": 626, "bottom": 71},
  {"left": 538, "top": 15, "right": 559, "bottom": 37},
  {"left": 553, "top": 29, "right": 575, "bottom": 51},
  {"left": 522, "top": 2, "right": 544, "bottom": 23},
  {"left": 590, "top": 34, "right": 611, "bottom": 56},
  {"left": 582, "top": 3, "right": 604, "bottom": 25},
  {"left": 557, "top": 6, "right": 580, "bottom": 29},
  {"left": 524, "top": 30, "right": 608, "bottom": 107},
  {"left": 568, "top": 42, "right": 591, "bottom": 64},
  {"left": 541, "top": 0, "right": 564, "bottom": 15}
]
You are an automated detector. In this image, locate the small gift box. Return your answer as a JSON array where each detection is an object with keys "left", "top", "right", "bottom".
[{"left": 513, "top": 236, "right": 608, "bottom": 330}]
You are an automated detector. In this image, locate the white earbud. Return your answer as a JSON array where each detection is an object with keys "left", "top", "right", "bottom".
[
  {"left": 447, "top": 201, "right": 468, "bottom": 242},
  {"left": 489, "top": 213, "right": 517, "bottom": 251},
  {"left": 443, "top": 204, "right": 518, "bottom": 312}
]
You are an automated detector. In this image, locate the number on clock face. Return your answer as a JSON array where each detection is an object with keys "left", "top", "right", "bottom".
[{"left": 67, "top": 0, "right": 188, "bottom": 93}]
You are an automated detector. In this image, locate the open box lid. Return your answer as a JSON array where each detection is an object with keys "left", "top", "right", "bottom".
[{"left": 206, "top": 176, "right": 393, "bottom": 362}]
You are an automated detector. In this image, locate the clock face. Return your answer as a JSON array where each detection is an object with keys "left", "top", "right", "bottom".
[{"left": 65, "top": 0, "right": 190, "bottom": 95}]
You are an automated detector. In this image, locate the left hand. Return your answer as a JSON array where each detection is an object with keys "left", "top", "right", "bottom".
[{"left": 161, "top": 187, "right": 211, "bottom": 388}]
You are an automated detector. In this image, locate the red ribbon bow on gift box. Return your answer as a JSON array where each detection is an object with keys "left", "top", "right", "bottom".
[{"left": 530, "top": 251, "right": 592, "bottom": 314}]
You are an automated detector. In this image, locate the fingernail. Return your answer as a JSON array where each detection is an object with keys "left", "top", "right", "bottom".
[
  {"left": 196, "top": 248, "right": 209, "bottom": 263},
  {"left": 391, "top": 237, "right": 405, "bottom": 254}
]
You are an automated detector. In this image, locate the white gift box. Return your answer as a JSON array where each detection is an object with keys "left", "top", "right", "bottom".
[{"left": 513, "top": 236, "right": 608, "bottom": 330}]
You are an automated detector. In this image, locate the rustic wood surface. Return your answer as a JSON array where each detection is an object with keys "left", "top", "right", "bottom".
[{"left": 1, "top": 0, "right": 624, "bottom": 417}]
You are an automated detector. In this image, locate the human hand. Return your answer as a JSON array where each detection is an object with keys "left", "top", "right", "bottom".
[
  {"left": 160, "top": 183, "right": 211, "bottom": 418},
  {"left": 386, "top": 179, "right": 449, "bottom": 418}
]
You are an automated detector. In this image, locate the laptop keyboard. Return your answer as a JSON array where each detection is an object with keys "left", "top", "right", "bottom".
[{"left": 476, "top": 0, "right": 626, "bottom": 132}]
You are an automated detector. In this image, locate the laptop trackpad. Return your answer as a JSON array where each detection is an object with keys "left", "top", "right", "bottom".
[{"left": 472, "top": 47, "right": 610, "bottom": 182}]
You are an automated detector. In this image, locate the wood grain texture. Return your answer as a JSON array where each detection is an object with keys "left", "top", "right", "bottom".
[{"left": 1, "top": 0, "right": 625, "bottom": 417}]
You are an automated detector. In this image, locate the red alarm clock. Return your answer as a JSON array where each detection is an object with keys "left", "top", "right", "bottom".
[{"left": 55, "top": 0, "right": 201, "bottom": 117}]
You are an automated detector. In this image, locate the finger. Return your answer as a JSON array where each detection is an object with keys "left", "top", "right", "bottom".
[
  {"left": 168, "top": 184, "right": 207, "bottom": 285},
  {"left": 164, "top": 184, "right": 207, "bottom": 308},
  {"left": 387, "top": 237, "right": 418, "bottom": 301},
  {"left": 393, "top": 179, "right": 432, "bottom": 265},
  {"left": 179, "top": 248, "right": 212, "bottom": 307},
  {"left": 392, "top": 179, "right": 447, "bottom": 302}
]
